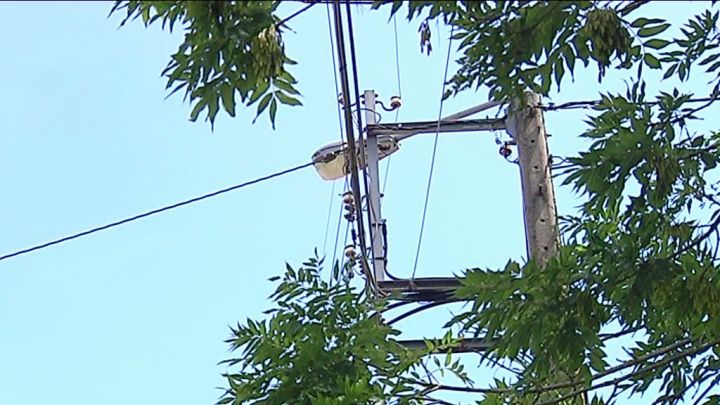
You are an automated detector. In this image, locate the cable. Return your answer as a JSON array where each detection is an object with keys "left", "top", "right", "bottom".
[
  {"left": 322, "top": 3, "right": 350, "bottom": 262},
  {"left": 275, "top": 3, "right": 315, "bottom": 28},
  {"left": 326, "top": 3, "right": 347, "bottom": 142},
  {"left": 0, "top": 161, "right": 314, "bottom": 263},
  {"left": 392, "top": 14, "right": 403, "bottom": 106},
  {"left": 331, "top": 2, "right": 374, "bottom": 288},
  {"left": 331, "top": 179, "right": 349, "bottom": 269},
  {"left": 386, "top": 299, "right": 457, "bottom": 326},
  {"left": 321, "top": 180, "right": 337, "bottom": 257},
  {"left": 541, "top": 96, "right": 719, "bottom": 111},
  {"left": 411, "top": 27, "right": 455, "bottom": 280},
  {"left": 346, "top": 2, "right": 383, "bottom": 286},
  {"left": 345, "top": 1, "right": 374, "bottom": 264},
  {"left": 341, "top": 214, "right": 351, "bottom": 269},
  {"left": 382, "top": 14, "right": 403, "bottom": 195}
]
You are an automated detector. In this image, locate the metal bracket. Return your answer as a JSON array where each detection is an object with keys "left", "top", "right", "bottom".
[
  {"left": 379, "top": 277, "right": 463, "bottom": 301},
  {"left": 367, "top": 118, "right": 506, "bottom": 140}
]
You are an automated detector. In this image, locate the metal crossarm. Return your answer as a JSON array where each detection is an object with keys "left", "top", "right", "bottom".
[
  {"left": 367, "top": 118, "right": 506, "bottom": 140},
  {"left": 379, "top": 277, "right": 463, "bottom": 301}
]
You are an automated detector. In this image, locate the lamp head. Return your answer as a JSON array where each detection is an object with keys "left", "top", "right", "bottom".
[{"left": 311, "top": 135, "right": 400, "bottom": 181}]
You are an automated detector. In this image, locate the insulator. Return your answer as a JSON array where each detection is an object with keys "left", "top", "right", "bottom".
[
  {"left": 499, "top": 145, "right": 512, "bottom": 158},
  {"left": 344, "top": 245, "right": 356, "bottom": 258},
  {"left": 344, "top": 212, "right": 355, "bottom": 221},
  {"left": 389, "top": 95, "right": 402, "bottom": 109},
  {"left": 342, "top": 192, "right": 354, "bottom": 205},
  {"left": 344, "top": 203, "right": 355, "bottom": 213}
]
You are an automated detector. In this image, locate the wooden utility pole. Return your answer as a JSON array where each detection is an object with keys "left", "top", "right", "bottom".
[{"left": 506, "top": 92, "right": 559, "bottom": 267}]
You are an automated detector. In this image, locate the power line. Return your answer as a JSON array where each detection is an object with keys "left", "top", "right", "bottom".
[
  {"left": 411, "top": 27, "right": 455, "bottom": 281},
  {"left": 382, "top": 14, "right": 403, "bottom": 195},
  {"left": 321, "top": 181, "right": 338, "bottom": 257},
  {"left": 541, "top": 96, "right": 719, "bottom": 111},
  {"left": 331, "top": 179, "right": 349, "bottom": 269},
  {"left": 392, "top": 15, "right": 403, "bottom": 103},
  {"left": 331, "top": 2, "right": 374, "bottom": 287},
  {"left": 0, "top": 161, "right": 314, "bottom": 263},
  {"left": 321, "top": 2, "right": 351, "bottom": 260},
  {"left": 345, "top": 1, "right": 378, "bottom": 280},
  {"left": 276, "top": 3, "right": 315, "bottom": 28}
]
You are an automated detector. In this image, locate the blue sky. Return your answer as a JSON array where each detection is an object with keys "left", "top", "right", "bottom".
[{"left": 0, "top": 2, "right": 713, "bottom": 404}]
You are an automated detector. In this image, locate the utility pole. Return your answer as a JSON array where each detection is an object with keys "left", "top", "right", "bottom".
[
  {"left": 506, "top": 91, "right": 559, "bottom": 267},
  {"left": 363, "top": 90, "right": 386, "bottom": 283}
]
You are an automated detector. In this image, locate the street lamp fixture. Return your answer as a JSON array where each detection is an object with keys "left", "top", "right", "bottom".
[{"left": 311, "top": 134, "right": 400, "bottom": 181}]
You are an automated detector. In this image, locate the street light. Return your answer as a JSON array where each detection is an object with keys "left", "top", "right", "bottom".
[{"left": 311, "top": 134, "right": 400, "bottom": 181}]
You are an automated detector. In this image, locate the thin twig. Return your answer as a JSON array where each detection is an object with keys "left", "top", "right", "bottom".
[{"left": 536, "top": 340, "right": 716, "bottom": 405}]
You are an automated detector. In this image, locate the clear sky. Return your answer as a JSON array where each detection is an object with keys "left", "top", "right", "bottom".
[{"left": 0, "top": 2, "right": 712, "bottom": 404}]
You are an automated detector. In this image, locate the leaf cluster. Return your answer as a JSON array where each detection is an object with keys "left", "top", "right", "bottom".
[
  {"left": 376, "top": 1, "right": 680, "bottom": 102},
  {"left": 111, "top": 1, "right": 302, "bottom": 128},
  {"left": 218, "top": 257, "right": 429, "bottom": 405}
]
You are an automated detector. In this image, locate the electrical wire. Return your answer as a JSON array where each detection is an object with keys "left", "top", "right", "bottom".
[
  {"left": 382, "top": 14, "right": 403, "bottom": 195},
  {"left": 341, "top": 214, "right": 351, "bottom": 270},
  {"left": 386, "top": 299, "right": 457, "bottom": 326},
  {"left": 345, "top": 1, "right": 374, "bottom": 262},
  {"left": 331, "top": 2, "right": 374, "bottom": 288},
  {"left": 322, "top": 2, "right": 351, "bottom": 261},
  {"left": 321, "top": 180, "right": 337, "bottom": 257},
  {"left": 0, "top": 161, "right": 314, "bottom": 263},
  {"left": 344, "top": 2, "right": 383, "bottom": 290},
  {"left": 541, "top": 96, "right": 719, "bottom": 111},
  {"left": 346, "top": 14, "right": 403, "bottom": 283},
  {"left": 331, "top": 179, "right": 349, "bottom": 269},
  {"left": 392, "top": 14, "right": 403, "bottom": 107},
  {"left": 411, "top": 27, "right": 455, "bottom": 281},
  {"left": 275, "top": 3, "right": 315, "bottom": 28}
]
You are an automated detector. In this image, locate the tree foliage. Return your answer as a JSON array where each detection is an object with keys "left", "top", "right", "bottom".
[
  {"left": 115, "top": 1, "right": 720, "bottom": 404},
  {"left": 111, "top": 1, "right": 302, "bottom": 128},
  {"left": 219, "top": 256, "right": 469, "bottom": 405}
]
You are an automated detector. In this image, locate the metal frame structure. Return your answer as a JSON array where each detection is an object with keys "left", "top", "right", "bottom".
[
  {"left": 362, "top": 91, "right": 506, "bottom": 295},
  {"left": 312, "top": 90, "right": 555, "bottom": 356}
]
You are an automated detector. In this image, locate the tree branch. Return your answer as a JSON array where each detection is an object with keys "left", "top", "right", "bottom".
[
  {"left": 599, "top": 325, "right": 644, "bottom": 341},
  {"left": 536, "top": 340, "right": 717, "bottom": 405}
]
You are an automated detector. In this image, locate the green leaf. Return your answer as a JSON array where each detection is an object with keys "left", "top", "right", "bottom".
[
  {"left": 644, "top": 39, "right": 670, "bottom": 50},
  {"left": 707, "top": 60, "right": 720, "bottom": 73},
  {"left": 273, "top": 78, "right": 301, "bottom": 96},
  {"left": 276, "top": 91, "right": 302, "bottom": 106},
  {"left": 269, "top": 98, "right": 278, "bottom": 129},
  {"left": 643, "top": 54, "right": 661, "bottom": 69},
  {"left": 248, "top": 81, "right": 271, "bottom": 106},
  {"left": 702, "top": 153, "right": 717, "bottom": 169},
  {"left": 699, "top": 53, "right": 720, "bottom": 66},
  {"left": 631, "top": 18, "right": 665, "bottom": 28},
  {"left": 189, "top": 99, "right": 207, "bottom": 122},
  {"left": 207, "top": 93, "right": 220, "bottom": 125},
  {"left": 554, "top": 57, "right": 566, "bottom": 90},
  {"left": 562, "top": 46, "right": 576, "bottom": 77},
  {"left": 220, "top": 84, "right": 236, "bottom": 117},
  {"left": 253, "top": 93, "right": 273, "bottom": 123},
  {"left": 663, "top": 64, "right": 677, "bottom": 80},
  {"left": 637, "top": 23, "right": 671, "bottom": 38}
]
